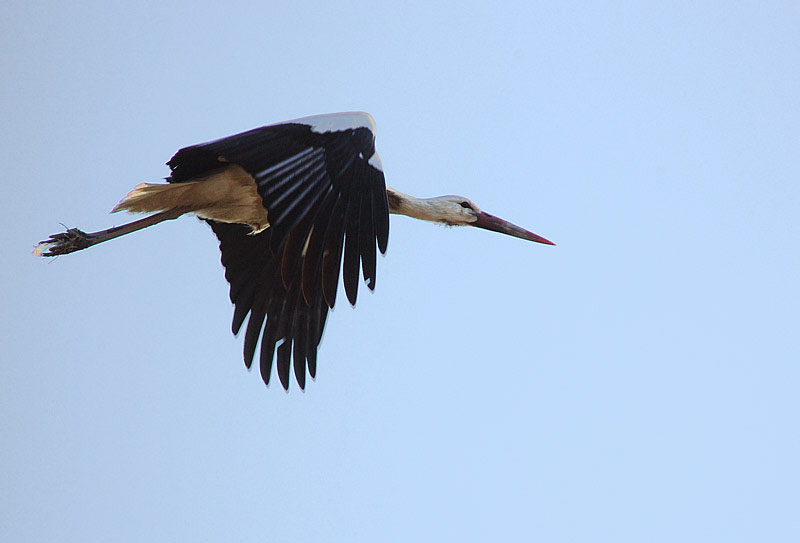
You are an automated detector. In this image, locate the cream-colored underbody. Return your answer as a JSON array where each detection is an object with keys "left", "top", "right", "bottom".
[{"left": 112, "top": 164, "right": 269, "bottom": 232}]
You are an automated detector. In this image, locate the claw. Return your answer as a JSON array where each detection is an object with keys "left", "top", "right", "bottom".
[{"left": 33, "top": 228, "right": 94, "bottom": 257}]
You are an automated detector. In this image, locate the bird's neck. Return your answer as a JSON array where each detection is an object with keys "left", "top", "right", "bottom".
[{"left": 386, "top": 187, "right": 449, "bottom": 223}]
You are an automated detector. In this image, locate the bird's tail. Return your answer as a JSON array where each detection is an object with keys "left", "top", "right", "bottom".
[
  {"left": 111, "top": 182, "right": 202, "bottom": 214},
  {"left": 111, "top": 174, "right": 268, "bottom": 232}
]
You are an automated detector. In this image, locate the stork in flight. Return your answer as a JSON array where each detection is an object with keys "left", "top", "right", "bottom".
[{"left": 35, "top": 112, "right": 554, "bottom": 390}]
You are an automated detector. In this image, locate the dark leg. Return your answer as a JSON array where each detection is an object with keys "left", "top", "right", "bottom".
[{"left": 34, "top": 208, "right": 188, "bottom": 257}]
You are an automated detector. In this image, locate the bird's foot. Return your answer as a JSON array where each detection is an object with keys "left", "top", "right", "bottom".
[{"left": 33, "top": 227, "right": 95, "bottom": 257}]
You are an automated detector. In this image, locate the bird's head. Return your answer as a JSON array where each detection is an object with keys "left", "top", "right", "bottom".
[{"left": 426, "top": 195, "right": 555, "bottom": 245}]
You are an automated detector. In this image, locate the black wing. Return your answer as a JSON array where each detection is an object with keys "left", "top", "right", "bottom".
[{"left": 167, "top": 119, "right": 389, "bottom": 390}]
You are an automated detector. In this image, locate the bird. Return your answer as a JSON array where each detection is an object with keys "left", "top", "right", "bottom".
[{"left": 34, "top": 112, "right": 554, "bottom": 390}]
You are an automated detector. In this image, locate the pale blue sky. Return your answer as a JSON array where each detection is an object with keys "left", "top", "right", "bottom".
[{"left": 3, "top": 1, "right": 799, "bottom": 541}]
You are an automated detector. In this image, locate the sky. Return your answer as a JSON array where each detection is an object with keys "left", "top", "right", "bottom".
[{"left": 2, "top": 1, "right": 799, "bottom": 541}]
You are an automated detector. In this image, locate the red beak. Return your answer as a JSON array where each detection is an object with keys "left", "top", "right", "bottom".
[{"left": 472, "top": 211, "right": 555, "bottom": 245}]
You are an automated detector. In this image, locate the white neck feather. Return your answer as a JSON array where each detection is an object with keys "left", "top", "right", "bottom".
[{"left": 386, "top": 187, "right": 455, "bottom": 223}]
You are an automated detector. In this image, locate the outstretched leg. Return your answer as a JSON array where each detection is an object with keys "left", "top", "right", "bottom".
[{"left": 34, "top": 208, "right": 188, "bottom": 257}]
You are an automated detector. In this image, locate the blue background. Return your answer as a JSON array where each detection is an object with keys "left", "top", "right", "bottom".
[{"left": 3, "top": 2, "right": 798, "bottom": 541}]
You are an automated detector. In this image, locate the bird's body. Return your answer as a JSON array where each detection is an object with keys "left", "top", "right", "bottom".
[{"left": 35, "top": 112, "right": 553, "bottom": 390}]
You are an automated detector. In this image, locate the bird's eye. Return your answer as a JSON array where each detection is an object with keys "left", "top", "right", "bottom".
[{"left": 459, "top": 201, "right": 472, "bottom": 209}]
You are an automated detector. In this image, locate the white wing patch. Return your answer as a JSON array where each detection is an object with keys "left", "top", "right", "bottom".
[
  {"left": 368, "top": 151, "right": 384, "bottom": 171},
  {"left": 279, "top": 112, "right": 376, "bottom": 136}
]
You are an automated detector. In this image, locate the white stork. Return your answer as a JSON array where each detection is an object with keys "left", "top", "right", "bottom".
[{"left": 35, "top": 112, "right": 554, "bottom": 390}]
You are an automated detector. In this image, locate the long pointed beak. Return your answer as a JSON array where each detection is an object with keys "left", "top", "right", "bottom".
[{"left": 472, "top": 211, "right": 555, "bottom": 245}]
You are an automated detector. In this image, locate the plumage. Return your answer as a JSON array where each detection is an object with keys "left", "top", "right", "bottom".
[
  {"left": 160, "top": 113, "right": 389, "bottom": 389},
  {"left": 34, "top": 112, "right": 555, "bottom": 392}
]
